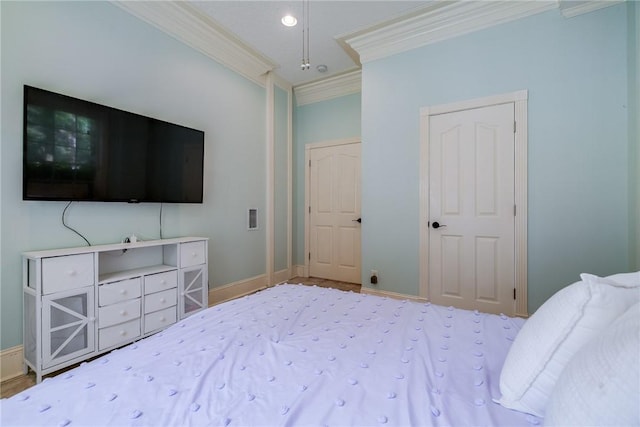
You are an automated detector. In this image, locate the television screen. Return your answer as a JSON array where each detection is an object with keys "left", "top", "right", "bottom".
[{"left": 23, "top": 85, "right": 205, "bottom": 203}]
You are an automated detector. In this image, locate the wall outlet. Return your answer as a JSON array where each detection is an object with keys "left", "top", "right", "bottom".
[{"left": 370, "top": 270, "right": 378, "bottom": 285}]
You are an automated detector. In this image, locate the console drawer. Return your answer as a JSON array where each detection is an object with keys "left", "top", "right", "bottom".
[
  {"left": 144, "top": 306, "right": 177, "bottom": 334},
  {"left": 99, "top": 319, "right": 140, "bottom": 350},
  {"left": 98, "top": 299, "right": 141, "bottom": 328},
  {"left": 180, "top": 241, "right": 206, "bottom": 268},
  {"left": 144, "top": 270, "right": 177, "bottom": 294},
  {"left": 99, "top": 278, "right": 141, "bottom": 306},
  {"left": 42, "top": 254, "right": 94, "bottom": 294},
  {"left": 144, "top": 288, "right": 177, "bottom": 314}
]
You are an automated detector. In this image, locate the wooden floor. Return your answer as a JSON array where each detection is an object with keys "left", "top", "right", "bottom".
[
  {"left": 1, "top": 368, "right": 37, "bottom": 399},
  {"left": 0, "top": 277, "right": 359, "bottom": 399},
  {"left": 288, "top": 276, "right": 361, "bottom": 293}
]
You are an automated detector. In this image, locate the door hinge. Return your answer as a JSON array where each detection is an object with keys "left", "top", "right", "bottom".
[
  {"left": 513, "top": 288, "right": 516, "bottom": 300},
  {"left": 514, "top": 205, "right": 516, "bottom": 216},
  {"left": 309, "top": 159, "right": 311, "bottom": 167},
  {"left": 309, "top": 206, "right": 311, "bottom": 214},
  {"left": 513, "top": 121, "right": 516, "bottom": 133},
  {"left": 308, "top": 252, "right": 311, "bottom": 260}
]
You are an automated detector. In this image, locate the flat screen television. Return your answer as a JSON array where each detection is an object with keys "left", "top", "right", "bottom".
[{"left": 23, "top": 85, "right": 205, "bottom": 203}]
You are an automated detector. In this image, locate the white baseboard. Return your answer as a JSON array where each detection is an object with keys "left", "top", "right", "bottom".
[
  {"left": 1, "top": 345, "right": 24, "bottom": 382},
  {"left": 293, "top": 264, "right": 306, "bottom": 277},
  {"left": 273, "top": 268, "right": 294, "bottom": 285},
  {"left": 208, "top": 269, "right": 298, "bottom": 306},
  {"left": 361, "top": 286, "right": 428, "bottom": 303},
  {"left": 209, "top": 274, "right": 268, "bottom": 306}
]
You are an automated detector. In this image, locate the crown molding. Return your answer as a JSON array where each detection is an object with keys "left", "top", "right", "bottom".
[
  {"left": 343, "top": 1, "right": 558, "bottom": 64},
  {"left": 559, "top": 0, "right": 624, "bottom": 18},
  {"left": 294, "top": 69, "right": 361, "bottom": 106},
  {"left": 112, "top": 1, "right": 277, "bottom": 87}
]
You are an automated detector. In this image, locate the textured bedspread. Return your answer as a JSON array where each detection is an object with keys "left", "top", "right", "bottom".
[{"left": 1, "top": 284, "right": 540, "bottom": 426}]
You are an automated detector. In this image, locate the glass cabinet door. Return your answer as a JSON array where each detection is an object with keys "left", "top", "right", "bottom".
[
  {"left": 179, "top": 266, "right": 207, "bottom": 319},
  {"left": 42, "top": 286, "right": 95, "bottom": 368}
]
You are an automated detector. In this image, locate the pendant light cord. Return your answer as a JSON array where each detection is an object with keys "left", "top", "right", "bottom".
[
  {"left": 301, "top": 0, "right": 310, "bottom": 70},
  {"left": 306, "top": 0, "right": 310, "bottom": 68}
]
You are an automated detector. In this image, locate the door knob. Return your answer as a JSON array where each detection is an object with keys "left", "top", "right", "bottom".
[
  {"left": 432, "top": 221, "right": 446, "bottom": 229},
  {"left": 353, "top": 218, "right": 362, "bottom": 224}
]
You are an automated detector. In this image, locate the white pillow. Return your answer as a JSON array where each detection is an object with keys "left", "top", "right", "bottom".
[
  {"left": 544, "top": 302, "right": 640, "bottom": 426},
  {"left": 605, "top": 271, "right": 640, "bottom": 287},
  {"left": 496, "top": 273, "right": 640, "bottom": 417}
]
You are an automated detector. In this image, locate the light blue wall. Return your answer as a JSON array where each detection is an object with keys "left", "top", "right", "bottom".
[
  {"left": 361, "top": 4, "right": 631, "bottom": 313},
  {"left": 1, "top": 1, "right": 267, "bottom": 349},
  {"left": 292, "top": 93, "right": 361, "bottom": 266}
]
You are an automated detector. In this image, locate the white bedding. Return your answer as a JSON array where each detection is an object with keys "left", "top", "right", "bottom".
[{"left": 1, "top": 284, "right": 538, "bottom": 426}]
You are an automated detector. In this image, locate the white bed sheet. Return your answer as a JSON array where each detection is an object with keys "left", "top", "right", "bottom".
[{"left": 1, "top": 284, "right": 540, "bottom": 426}]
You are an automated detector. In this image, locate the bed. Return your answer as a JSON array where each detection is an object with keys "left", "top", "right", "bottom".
[{"left": 2, "top": 274, "right": 638, "bottom": 426}]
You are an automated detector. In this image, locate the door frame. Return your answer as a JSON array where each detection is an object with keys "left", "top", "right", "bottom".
[
  {"left": 419, "top": 90, "right": 529, "bottom": 317},
  {"left": 304, "top": 137, "right": 361, "bottom": 278}
]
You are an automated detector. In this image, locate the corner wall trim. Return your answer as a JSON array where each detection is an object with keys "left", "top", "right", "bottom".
[
  {"left": 559, "top": 0, "right": 624, "bottom": 18},
  {"left": 294, "top": 70, "right": 361, "bottom": 106},
  {"left": 112, "top": 1, "right": 276, "bottom": 86},
  {"left": 343, "top": 1, "right": 557, "bottom": 64}
]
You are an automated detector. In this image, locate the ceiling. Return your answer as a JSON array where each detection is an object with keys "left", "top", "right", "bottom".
[
  {"left": 190, "top": 1, "right": 431, "bottom": 86},
  {"left": 116, "top": 1, "right": 620, "bottom": 89}
]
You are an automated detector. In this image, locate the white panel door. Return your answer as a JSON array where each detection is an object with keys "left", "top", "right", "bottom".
[
  {"left": 429, "top": 103, "right": 515, "bottom": 315},
  {"left": 309, "top": 143, "right": 361, "bottom": 283}
]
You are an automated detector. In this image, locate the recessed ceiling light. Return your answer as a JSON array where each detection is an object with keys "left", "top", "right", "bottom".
[
  {"left": 316, "top": 64, "right": 328, "bottom": 73},
  {"left": 281, "top": 15, "right": 297, "bottom": 27}
]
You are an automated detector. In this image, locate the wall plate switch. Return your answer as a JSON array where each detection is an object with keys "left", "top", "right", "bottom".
[{"left": 370, "top": 270, "right": 378, "bottom": 285}]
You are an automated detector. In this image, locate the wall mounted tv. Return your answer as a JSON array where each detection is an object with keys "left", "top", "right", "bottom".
[{"left": 23, "top": 85, "right": 205, "bottom": 203}]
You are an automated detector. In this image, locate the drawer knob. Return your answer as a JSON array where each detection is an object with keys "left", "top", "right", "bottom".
[
  {"left": 160, "top": 298, "right": 166, "bottom": 303},
  {"left": 119, "top": 290, "right": 127, "bottom": 295},
  {"left": 67, "top": 270, "right": 77, "bottom": 276},
  {"left": 191, "top": 252, "right": 197, "bottom": 257},
  {"left": 160, "top": 280, "right": 166, "bottom": 285},
  {"left": 120, "top": 310, "right": 127, "bottom": 316},
  {"left": 89, "top": 317, "right": 96, "bottom": 323},
  {"left": 119, "top": 330, "right": 127, "bottom": 336},
  {"left": 161, "top": 317, "right": 166, "bottom": 322}
]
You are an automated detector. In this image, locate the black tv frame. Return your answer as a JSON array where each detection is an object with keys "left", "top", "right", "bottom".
[{"left": 23, "top": 85, "right": 205, "bottom": 204}]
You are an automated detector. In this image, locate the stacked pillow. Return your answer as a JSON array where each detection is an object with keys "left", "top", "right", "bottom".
[
  {"left": 603, "top": 271, "right": 640, "bottom": 287},
  {"left": 544, "top": 301, "right": 639, "bottom": 426},
  {"left": 496, "top": 272, "right": 640, "bottom": 418}
]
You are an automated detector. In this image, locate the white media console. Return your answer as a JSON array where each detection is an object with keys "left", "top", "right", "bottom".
[{"left": 22, "top": 237, "right": 209, "bottom": 382}]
